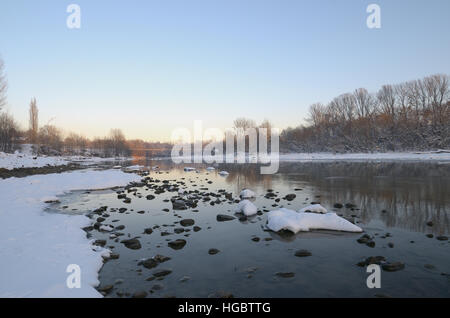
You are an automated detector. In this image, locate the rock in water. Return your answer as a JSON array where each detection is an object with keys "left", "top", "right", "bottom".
[
  {"left": 180, "top": 219, "right": 195, "bottom": 227},
  {"left": 295, "top": 249, "right": 312, "bottom": 257},
  {"left": 284, "top": 194, "right": 296, "bottom": 201},
  {"left": 168, "top": 239, "right": 187, "bottom": 250},
  {"left": 240, "top": 189, "right": 256, "bottom": 199},
  {"left": 121, "top": 238, "right": 141, "bottom": 250},
  {"left": 235, "top": 200, "right": 257, "bottom": 216},
  {"left": 216, "top": 214, "right": 236, "bottom": 222},
  {"left": 382, "top": 262, "right": 405, "bottom": 272}
]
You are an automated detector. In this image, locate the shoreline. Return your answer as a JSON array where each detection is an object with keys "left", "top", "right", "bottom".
[{"left": 0, "top": 168, "right": 141, "bottom": 297}]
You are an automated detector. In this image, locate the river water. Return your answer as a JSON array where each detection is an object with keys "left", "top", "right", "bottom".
[{"left": 48, "top": 160, "right": 450, "bottom": 297}]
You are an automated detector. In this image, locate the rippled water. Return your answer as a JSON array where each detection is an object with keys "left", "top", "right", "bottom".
[{"left": 48, "top": 160, "right": 450, "bottom": 297}]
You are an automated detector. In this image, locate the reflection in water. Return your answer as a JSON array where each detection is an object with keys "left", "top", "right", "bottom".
[
  {"left": 133, "top": 159, "right": 450, "bottom": 234},
  {"left": 51, "top": 159, "right": 449, "bottom": 298}
]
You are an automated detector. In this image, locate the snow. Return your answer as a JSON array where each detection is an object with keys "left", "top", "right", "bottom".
[
  {"left": 123, "top": 165, "right": 144, "bottom": 171},
  {"left": 0, "top": 151, "right": 68, "bottom": 170},
  {"left": 0, "top": 169, "right": 140, "bottom": 297},
  {"left": 266, "top": 208, "right": 363, "bottom": 233},
  {"left": 218, "top": 171, "right": 229, "bottom": 176},
  {"left": 299, "top": 204, "right": 328, "bottom": 214},
  {"left": 235, "top": 200, "right": 258, "bottom": 216},
  {"left": 206, "top": 167, "right": 215, "bottom": 171},
  {"left": 0, "top": 149, "right": 131, "bottom": 171},
  {"left": 278, "top": 152, "right": 450, "bottom": 162},
  {"left": 240, "top": 189, "right": 256, "bottom": 199},
  {"left": 159, "top": 151, "right": 450, "bottom": 163}
]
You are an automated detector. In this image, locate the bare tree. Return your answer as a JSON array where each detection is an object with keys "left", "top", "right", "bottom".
[
  {"left": 354, "top": 88, "right": 375, "bottom": 119},
  {"left": 0, "top": 112, "right": 19, "bottom": 152},
  {"left": 0, "top": 57, "right": 7, "bottom": 110},
  {"left": 109, "top": 128, "right": 129, "bottom": 157},
  {"left": 39, "top": 124, "right": 63, "bottom": 154},
  {"left": 233, "top": 117, "right": 256, "bottom": 131},
  {"left": 29, "top": 98, "right": 39, "bottom": 143},
  {"left": 377, "top": 85, "right": 396, "bottom": 119}
]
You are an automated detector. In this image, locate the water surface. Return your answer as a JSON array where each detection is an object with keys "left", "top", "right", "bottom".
[{"left": 49, "top": 160, "right": 450, "bottom": 297}]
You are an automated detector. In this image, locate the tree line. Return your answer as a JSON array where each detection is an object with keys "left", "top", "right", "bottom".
[
  {"left": 0, "top": 57, "right": 132, "bottom": 156},
  {"left": 281, "top": 74, "right": 449, "bottom": 152}
]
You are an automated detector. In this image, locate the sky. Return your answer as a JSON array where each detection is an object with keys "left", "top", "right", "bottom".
[{"left": 0, "top": 0, "right": 449, "bottom": 142}]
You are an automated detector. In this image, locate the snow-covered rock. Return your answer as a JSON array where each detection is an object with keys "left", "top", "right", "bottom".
[
  {"left": 298, "top": 204, "right": 328, "bottom": 214},
  {"left": 235, "top": 200, "right": 258, "bottom": 216},
  {"left": 267, "top": 208, "right": 362, "bottom": 233},
  {"left": 99, "top": 225, "right": 114, "bottom": 232},
  {"left": 206, "top": 167, "right": 215, "bottom": 171},
  {"left": 219, "top": 171, "right": 229, "bottom": 176},
  {"left": 240, "top": 189, "right": 256, "bottom": 199},
  {"left": 183, "top": 167, "right": 195, "bottom": 172}
]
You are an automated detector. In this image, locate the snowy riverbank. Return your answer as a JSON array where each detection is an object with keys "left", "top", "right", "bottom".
[
  {"left": 278, "top": 151, "right": 450, "bottom": 162},
  {"left": 0, "top": 169, "right": 140, "bottom": 297}
]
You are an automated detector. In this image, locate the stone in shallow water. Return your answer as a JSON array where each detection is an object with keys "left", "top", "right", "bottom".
[
  {"left": 295, "top": 249, "right": 312, "bottom": 257},
  {"left": 436, "top": 235, "right": 448, "bottom": 241},
  {"left": 121, "top": 238, "right": 141, "bottom": 250},
  {"left": 357, "top": 256, "right": 386, "bottom": 267},
  {"left": 216, "top": 214, "right": 235, "bottom": 222},
  {"left": 208, "top": 248, "right": 220, "bottom": 255},
  {"left": 168, "top": 239, "right": 187, "bottom": 250},
  {"left": 180, "top": 219, "right": 195, "bottom": 227},
  {"left": 284, "top": 194, "right": 296, "bottom": 201},
  {"left": 143, "top": 228, "right": 153, "bottom": 234},
  {"left": 153, "top": 269, "right": 172, "bottom": 277},
  {"left": 132, "top": 291, "right": 148, "bottom": 298},
  {"left": 275, "top": 272, "right": 295, "bottom": 278},
  {"left": 382, "top": 262, "right": 405, "bottom": 272}
]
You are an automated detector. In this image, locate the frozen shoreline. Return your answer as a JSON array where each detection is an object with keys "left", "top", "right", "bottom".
[
  {"left": 0, "top": 146, "right": 131, "bottom": 171},
  {"left": 160, "top": 150, "right": 450, "bottom": 163},
  {"left": 277, "top": 151, "right": 450, "bottom": 162},
  {"left": 0, "top": 169, "right": 140, "bottom": 297}
]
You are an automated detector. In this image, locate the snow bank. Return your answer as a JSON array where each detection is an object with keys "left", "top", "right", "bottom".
[
  {"left": 278, "top": 152, "right": 450, "bottom": 162},
  {"left": 0, "top": 150, "right": 132, "bottom": 171},
  {"left": 0, "top": 151, "right": 68, "bottom": 170},
  {"left": 0, "top": 169, "right": 140, "bottom": 297},
  {"left": 266, "top": 208, "right": 362, "bottom": 233},
  {"left": 235, "top": 200, "right": 258, "bottom": 216},
  {"left": 240, "top": 189, "right": 256, "bottom": 199},
  {"left": 299, "top": 204, "right": 327, "bottom": 214}
]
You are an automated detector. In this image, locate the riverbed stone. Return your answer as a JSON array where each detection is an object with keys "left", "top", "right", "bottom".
[{"left": 121, "top": 238, "right": 141, "bottom": 250}]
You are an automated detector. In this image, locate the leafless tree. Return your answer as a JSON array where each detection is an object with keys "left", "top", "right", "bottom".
[
  {"left": 39, "top": 124, "right": 63, "bottom": 154},
  {"left": 233, "top": 117, "right": 256, "bottom": 131},
  {"left": 0, "top": 112, "right": 19, "bottom": 152},
  {"left": 29, "top": 98, "right": 39, "bottom": 143}
]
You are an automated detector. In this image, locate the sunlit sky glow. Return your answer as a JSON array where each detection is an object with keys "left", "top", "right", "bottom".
[{"left": 1, "top": 0, "right": 449, "bottom": 141}]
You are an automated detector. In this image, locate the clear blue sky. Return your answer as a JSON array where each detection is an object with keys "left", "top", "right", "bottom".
[{"left": 1, "top": 0, "right": 449, "bottom": 141}]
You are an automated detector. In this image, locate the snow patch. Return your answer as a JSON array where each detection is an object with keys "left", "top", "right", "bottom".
[
  {"left": 235, "top": 200, "right": 258, "bottom": 216},
  {"left": 266, "top": 208, "right": 363, "bottom": 233},
  {"left": 298, "top": 204, "right": 328, "bottom": 214},
  {"left": 0, "top": 169, "right": 140, "bottom": 297},
  {"left": 240, "top": 189, "right": 256, "bottom": 199}
]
